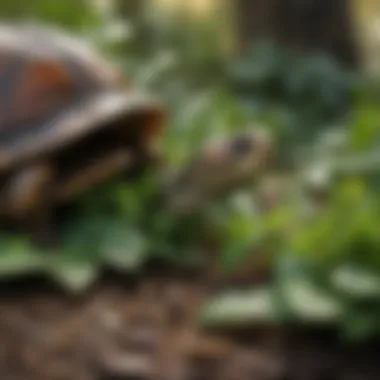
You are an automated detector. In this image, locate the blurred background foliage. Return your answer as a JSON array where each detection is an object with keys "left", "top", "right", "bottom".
[
  {"left": 0, "top": 0, "right": 102, "bottom": 30},
  {"left": 1, "top": 0, "right": 380, "bottom": 341}
]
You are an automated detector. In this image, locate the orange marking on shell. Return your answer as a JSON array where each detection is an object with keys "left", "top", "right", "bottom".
[
  {"left": 1, "top": 61, "right": 74, "bottom": 130},
  {"left": 19, "top": 61, "right": 73, "bottom": 99}
]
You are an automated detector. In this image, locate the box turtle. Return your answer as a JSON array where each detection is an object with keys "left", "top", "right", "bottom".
[{"left": 0, "top": 23, "right": 165, "bottom": 243}]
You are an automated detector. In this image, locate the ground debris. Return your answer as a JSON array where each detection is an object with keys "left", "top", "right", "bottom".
[{"left": 0, "top": 271, "right": 378, "bottom": 380}]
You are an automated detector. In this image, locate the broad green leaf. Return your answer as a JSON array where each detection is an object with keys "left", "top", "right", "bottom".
[
  {"left": 0, "top": 237, "right": 42, "bottom": 276},
  {"left": 200, "top": 287, "right": 277, "bottom": 327},
  {"left": 331, "top": 265, "right": 380, "bottom": 299},
  {"left": 46, "top": 258, "right": 98, "bottom": 293},
  {"left": 101, "top": 224, "right": 147, "bottom": 271},
  {"left": 281, "top": 276, "right": 343, "bottom": 324}
]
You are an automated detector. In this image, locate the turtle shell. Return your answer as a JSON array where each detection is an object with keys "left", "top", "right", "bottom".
[{"left": 0, "top": 23, "right": 164, "bottom": 170}]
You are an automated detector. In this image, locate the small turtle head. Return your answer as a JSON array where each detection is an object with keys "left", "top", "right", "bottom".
[
  {"left": 165, "top": 128, "right": 275, "bottom": 213},
  {"left": 225, "top": 128, "right": 274, "bottom": 176}
]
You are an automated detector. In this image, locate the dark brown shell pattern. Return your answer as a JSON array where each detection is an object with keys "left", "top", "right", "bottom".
[{"left": 0, "top": 24, "right": 122, "bottom": 145}]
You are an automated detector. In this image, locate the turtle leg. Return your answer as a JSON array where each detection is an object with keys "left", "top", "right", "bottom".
[{"left": 5, "top": 163, "right": 57, "bottom": 247}]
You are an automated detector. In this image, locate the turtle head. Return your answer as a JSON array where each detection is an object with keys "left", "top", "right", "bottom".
[
  {"left": 164, "top": 128, "right": 275, "bottom": 213},
  {"left": 223, "top": 128, "right": 274, "bottom": 179}
]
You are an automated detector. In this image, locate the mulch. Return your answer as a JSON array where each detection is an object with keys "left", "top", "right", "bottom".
[{"left": 0, "top": 262, "right": 378, "bottom": 380}]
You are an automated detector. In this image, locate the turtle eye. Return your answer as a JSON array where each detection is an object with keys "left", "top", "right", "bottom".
[{"left": 230, "top": 135, "right": 255, "bottom": 156}]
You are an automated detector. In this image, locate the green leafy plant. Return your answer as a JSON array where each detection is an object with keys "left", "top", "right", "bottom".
[
  {"left": 200, "top": 100, "right": 380, "bottom": 342},
  {"left": 229, "top": 41, "right": 361, "bottom": 163},
  {"left": 0, "top": 0, "right": 102, "bottom": 32}
]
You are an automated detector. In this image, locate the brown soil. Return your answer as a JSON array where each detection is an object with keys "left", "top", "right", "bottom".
[{"left": 0, "top": 263, "right": 379, "bottom": 380}]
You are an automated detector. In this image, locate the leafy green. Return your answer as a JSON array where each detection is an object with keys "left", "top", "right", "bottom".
[{"left": 200, "top": 287, "right": 278, "bottom": 327}]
